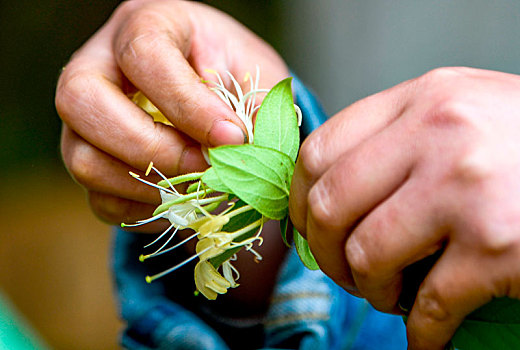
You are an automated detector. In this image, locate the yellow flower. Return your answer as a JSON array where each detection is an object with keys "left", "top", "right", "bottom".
[
  {"left": 132, "top": 91, "right": 173, "bottom": 126},
  {"left": 194, "top": 260, "right": 232, "bottom": 300}
]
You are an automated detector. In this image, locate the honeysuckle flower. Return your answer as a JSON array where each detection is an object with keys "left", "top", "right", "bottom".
[
  {"left": 122, "top": 163, "right": 228, "bottom": 259},
  {"left": 194, "top": 260, "right": 232, "bottom": 300},
  {"left": 123, "top": 68, "right": 303, "bottom": 300},
  {"left": 204, "top": 67, "right": 269, "bottom": 144},
  {"left": 132, "top": 91, "right": 173, "bottom": 126}
]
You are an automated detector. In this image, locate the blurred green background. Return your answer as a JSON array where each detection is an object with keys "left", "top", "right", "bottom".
[{"left": 1, "top": 1, "right": 519, "bottom": 349}]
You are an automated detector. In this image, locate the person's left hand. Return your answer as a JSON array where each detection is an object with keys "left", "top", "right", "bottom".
[{"left": 289, "top": 67, "right": 520, "bottom": 349}]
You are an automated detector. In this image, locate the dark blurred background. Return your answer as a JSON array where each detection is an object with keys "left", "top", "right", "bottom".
[{"left": 1, "top": 1, "right": 519, "bottom": 349}]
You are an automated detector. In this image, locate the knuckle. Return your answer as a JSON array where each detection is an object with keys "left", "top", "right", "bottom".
[
  {"left": 115, "top": 7, "right": 185, "bottom": 66},
  {"left": 474, "top": 218, "right": 520, "bottom": 256},
  {"left": 115, "top": 10, "right": 160, "bottom": 63},
  {"left": 55, "top": 70, "right": 88, "bottom": 120},
  {"left": 345, "top": 237, "right": 372, "bottom": 279},
  {"left": 417, "top": 68, "right": 481, "bottom": 131},
  {"left": 307, "top": 181, "right": 341, "bottom": 231},
  {"left": 416, "top": 283, "right": 451, "bottom": 323},
  {"left": 421, "top": 67, "right": 465, "bottom": 84},
  {"left": 422, "top": 93, "right": 475, "bottom": 131},
  {"left": 66, "top": 142, "right": 97, "bottom": 188},
  {"left": 451, "top": 146, "right": 494, "bottom": 187},
  {"left": 56, "top": 70, "right": 102, "bottom": 122},
  {"left": 298, "top": 133, "right": 326, "bottom": 182}
]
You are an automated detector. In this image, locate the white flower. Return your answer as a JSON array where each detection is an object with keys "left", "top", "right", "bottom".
[
  {"left": 122, "top": 163, "right": 227, "bottom": 259},
  {"left": 204, "top": 68, "right": 270, "bottom": 144}
]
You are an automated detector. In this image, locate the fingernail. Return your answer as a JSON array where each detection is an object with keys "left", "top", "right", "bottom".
[{"left": 208, "top": 120, "right": 246, "bottom": 147}]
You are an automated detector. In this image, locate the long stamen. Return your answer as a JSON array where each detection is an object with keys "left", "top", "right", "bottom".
[
  {"left": 241, "top": 89, "right": 270, "bottom": 103},
  {"left": 143, "top": 223, "right": 175, "bottom": 248},
  {"left": 129, "top": 172, "right": 176, "bottom": 194},
  {"left": 141, "top": 231, "right": 201, "bottom": 260},
  {"left": 247, "top": 247, "right": 263, "bottom": 262},
  {"left": 186, "top": 180, "right": 203, "bottom": 194},
  {"left": 148, "top": 163, "right": 178, "bottom": 193},
  {"left": 121, "top": 211, "right": 165, "bottom": 228},
  {"left": 227, "top": 71, "right": 244, "bottom": 98},
  {"left": 145, "top": 246, "right": 212, "bottom": 283},
  {"left": 146, "top": 226, "right": 180, "bottom": 257}
]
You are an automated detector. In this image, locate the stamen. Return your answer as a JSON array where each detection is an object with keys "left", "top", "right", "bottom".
[
  {"left": 145, "top": 162, "right": 154, "bottom": 176},
  {"left": 129, "top": 171, "right": 176, "bottom": 194},
  {"left": 247, "top": 247, "right": 263, "bottom": 262},
  {"left": 143, "top": 223, "right": 175, "bottom": 248},
  {"left": 142, "top": 231, "right": 201, "bottom": 260},
  {"left": 145, "top": 226, "right": 180, "bottom": 258},
  {"left": 145, "top": 246, "right": 212, "bottom": 283},
  {"left": 121, "top": 211, "right": 165, "bottom": 228},
  {"left": 243, "top": 71, "right": 251, "bottom": 83},
  {"left": 186, "top": 180, "right": 204, "bottom": 194},
  {"left": 241, "top": 89, "right": 270, "bottom": 102},
  {"left": 226, "top": 71, "right": 245, "bottom": 103},
  {"left": 150, "top": 165, "right": 178, "bottom": 193}
]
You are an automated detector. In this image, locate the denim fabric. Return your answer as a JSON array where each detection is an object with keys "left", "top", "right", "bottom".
[{"left": 112, "top": 75, "right": 408, "bottom": 349}]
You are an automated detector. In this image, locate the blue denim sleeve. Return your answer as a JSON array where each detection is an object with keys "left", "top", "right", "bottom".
[{"left": 111, "top": 74, "right": 407, "bottom": 349}]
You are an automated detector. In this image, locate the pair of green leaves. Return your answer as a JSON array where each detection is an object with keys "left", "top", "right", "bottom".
[
  {"left": 201, "top": 78, "right": 319, "bottom": 270},
  {"left": 449, "top": 297, "right": 520, "bottom": 349},
  {"left": 203, "top": 78, "right": 520, "bottom": 347}
]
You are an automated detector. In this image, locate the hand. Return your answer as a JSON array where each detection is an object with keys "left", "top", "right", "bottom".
[
  {"left": 289, "top": 67, "right": 520, "bottom": 349},
  {"left": 56, "top": 0, "right": 288, "bottom": 231}
]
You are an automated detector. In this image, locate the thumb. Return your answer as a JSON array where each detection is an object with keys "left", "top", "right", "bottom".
[{"left": 113, "top": 3, "right": 246, "bottom": 147}]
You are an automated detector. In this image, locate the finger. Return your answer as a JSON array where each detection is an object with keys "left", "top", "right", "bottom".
[
  {"left": 345, "top": 175, "right": 446, "bottom": 313},
  {"left": 406, "top": 245, "right": 495, "bottom": 350},
  {"left": 56, "top": 60, "right": 208, "bottom": 174},
  {"left": 305, "top": 119, "right": 416, "bottom": 289},
  {"left": 88, "top": 191, "right": 166, "bottom": 233},
  {"left": 290, "top": 78, "right": 415, "bottom": 235},
  {"left": 113, "top": 3, "right": 246, "bottom": 147},
  {"left": 62, "top": 126, "right": 181, "bottom": 205}
]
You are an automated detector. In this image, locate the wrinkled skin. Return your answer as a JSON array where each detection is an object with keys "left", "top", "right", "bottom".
[
  {"left": 56, "top": 0, "right": 288, "bottom": 315},
  {"left": 56, "top": 0, "right": 288, "bottom": 230},
  {"left": 290, "top": 67, "right": 520, "bottom": 349}
]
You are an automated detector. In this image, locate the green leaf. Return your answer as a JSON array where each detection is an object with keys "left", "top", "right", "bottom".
[
  {"left": 209, "top": 144, "right": 294, "bottom": 220},
  {"left": 466, "top": 297, "right": 520, "bottom": 323},
  {"left": 451, "top": 298, "right": 520, "bottom": 350},
  {"left": 293, "top": 228, "right": 319, "bottom": 270},
  {"left": 452, "top": 320, "right": 520, "bottom": 349},
  {"left": 201, "top": 167, "right": 232, "bottom": 193},
  {"left": 254, "top": 77, "right": 300, "bottom": 162}
]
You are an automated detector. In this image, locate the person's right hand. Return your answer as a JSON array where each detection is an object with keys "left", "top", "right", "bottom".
[{"left": 56, "top": 0, "right": 289, "bottom": 232}]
